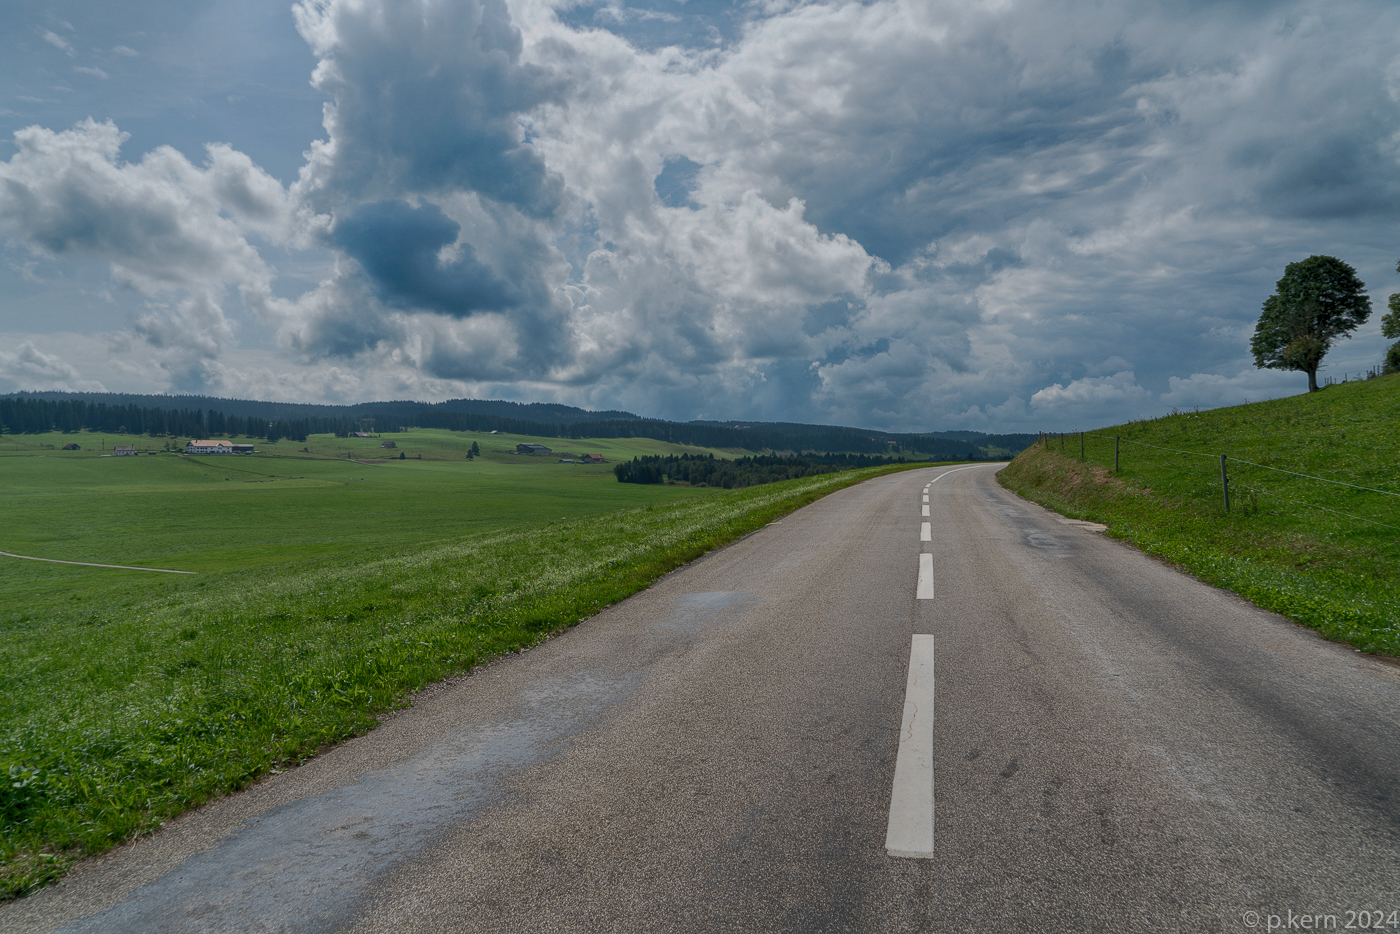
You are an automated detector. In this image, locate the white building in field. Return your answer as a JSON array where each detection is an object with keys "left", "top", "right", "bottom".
[{"left": 187, "top": 440, "right": 234, "bottom": 455}]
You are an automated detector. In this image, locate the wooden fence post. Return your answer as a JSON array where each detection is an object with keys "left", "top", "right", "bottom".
[{"left": 1220, "top": 454, "right": 1230, "bottom": 514}]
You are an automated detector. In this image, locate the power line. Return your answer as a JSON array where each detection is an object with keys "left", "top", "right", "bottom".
[
  {"left": 1233, "top": 483, "right": 1400, "bottom": 532},
  {"left": 1228, "top": 458, "right": 1400, "bottom": 498}
]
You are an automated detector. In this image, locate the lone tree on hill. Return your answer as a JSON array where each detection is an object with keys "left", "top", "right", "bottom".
[{"left": 1251, "top": 255, "right": 1372, "bottom": 392}]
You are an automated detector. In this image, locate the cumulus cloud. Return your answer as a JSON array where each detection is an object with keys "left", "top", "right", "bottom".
[
  {"left": 502, "top": 0, "right": 1400, "bottom": 426},
  {"left": 292, "top": 0, "right": 563, "bottom": 215},
  {"left": 4, "top": 0, "right": 1399, "bottom": 427},
  {"left": 1159, "top": 369, "right": 1302, "bottom": 410},
  {"left": 0, "top": 341, "right": 104, "bottom": 392},
  {"left": 276, "top": 269, "right": 406, "bottom": 359},
  {"left": 255, "top": 0, "right": 576, "bottom": 376},
  {"left": 0, "top": 119, "right": 311, "bottom": 391},
  {"left": 134, "top": 293, "right": 235, "bottom": 357},
  {"left": 1032, "top": 370, "right": 1154, "bottom": 413},
  {"left": 0, "top": 120, "right": 291, "bottom": 295}
]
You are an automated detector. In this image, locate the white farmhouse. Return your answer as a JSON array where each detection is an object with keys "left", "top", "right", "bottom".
[{"left": 187, "top": 440, "right": 235, "bottom": 455}]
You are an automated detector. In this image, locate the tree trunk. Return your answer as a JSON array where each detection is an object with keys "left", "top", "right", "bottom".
[{"left": 1307, "top": 367, "right": 1319, "bottom": 392}]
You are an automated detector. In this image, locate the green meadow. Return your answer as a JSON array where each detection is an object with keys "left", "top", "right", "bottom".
[
  {"left": 999, "top": 374, "right": 1400, "bottom": 657},
  {"left": 0, "top": 425, "right": 933, "bottom": 897},
  {"left": 1, "top": 427, "right": 730, "bottom": 643},
  {"left": 0, "top": 428, "right": 739, "bottom": 580}
]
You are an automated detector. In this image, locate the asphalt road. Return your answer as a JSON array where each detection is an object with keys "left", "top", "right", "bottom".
[{"left": 4, "top": 464, "right": 1398, "bottom": 933}]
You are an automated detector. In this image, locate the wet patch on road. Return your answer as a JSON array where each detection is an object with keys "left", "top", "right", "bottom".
[
  {"left": 51, "top": 670, "right": 642, "bottom": 934},
  {"left": 652, "top": 591, "right": 753, "bottom": 641}
]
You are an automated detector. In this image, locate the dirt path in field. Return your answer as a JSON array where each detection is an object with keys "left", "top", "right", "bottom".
[{"left": 0, "top": 551, "right": 195, "bottom": 574}]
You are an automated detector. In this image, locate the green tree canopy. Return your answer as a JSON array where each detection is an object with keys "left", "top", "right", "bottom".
[
  {"left": 1251, "top": 255, "right": 1372, "bottom": 392},
  {"left": 1383, "top": 260, "right": 1400, "bottom": 373},
  {"left": 1383, "top": 289, "right": 1400, "bottom": 342}
]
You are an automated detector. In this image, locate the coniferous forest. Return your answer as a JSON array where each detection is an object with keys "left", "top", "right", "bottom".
[{"left": 0, "top": 396, "right": 381, "bottom": 444}]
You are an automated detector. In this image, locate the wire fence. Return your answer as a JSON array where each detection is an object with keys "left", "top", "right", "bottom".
[
  {"left": 1036, "top": 430, "right": 1400, "bottom": 531},
  {"left": 1322, "top": 365, "right": 1391, "bottom": 386}
]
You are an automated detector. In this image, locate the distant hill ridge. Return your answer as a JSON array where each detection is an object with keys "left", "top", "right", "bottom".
[
  {"left": 4, "top": 391, "right": 639, "bottom": 425},
  {"left": 0, "top": 391, "right": 1036, "bottom": 459}
]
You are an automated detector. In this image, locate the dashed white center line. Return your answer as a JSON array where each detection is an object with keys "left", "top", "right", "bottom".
[
  {"left": 886, "top": 634, "right": 935, "bottom": 858},
  {"left": 920, "top": 522, "right": 931, "bottom": 542},
  {"left": 916, "top": 553, "right": 934, "bottom": 599},
  {"left": 922, "top": 494, "right": 928, "bottom": 503},
  {"left": 921, "top": 504, "right": 930, "bottom": 517}
]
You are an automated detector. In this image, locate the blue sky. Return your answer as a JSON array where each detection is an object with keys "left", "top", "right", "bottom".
[{"left": 1, "top": 0, "right": 1398, "bottom": 431}]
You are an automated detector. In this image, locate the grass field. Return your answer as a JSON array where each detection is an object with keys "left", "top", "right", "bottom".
[
  {"left": 0, "top": 428, "right": 752, "bottom": 619},
  {"left": 0, "top": 424, "right": 937, "bottom": 898},
  {"left": 0, "top": 428, "right": 743, "bottom": 573},
  {"left": 998, "top": 374, "right": 1400, "bottom": 658}
]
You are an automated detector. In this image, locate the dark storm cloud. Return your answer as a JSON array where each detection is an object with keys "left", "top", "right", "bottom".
[{"left": 334, "top": 200, "right": 518, "bottom": 316}]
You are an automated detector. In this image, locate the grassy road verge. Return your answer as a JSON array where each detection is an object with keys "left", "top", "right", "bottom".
[
  {"left": 998, "top": 376, "right": 1399, "bottom": 660},
  {"left": 0, "top": 461, "right": 931, "bottom": 898}
]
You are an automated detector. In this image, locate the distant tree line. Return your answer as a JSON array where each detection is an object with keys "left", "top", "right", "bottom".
[
  {"left": 0, "top": 398, "right": 211, "bottom": 437},
  {"left": 414, "top": 410, "right": 1026, "bottom": 457},
  {"left": 0, "top": 396, "right": 406, "bottom": 442},
  {"left": 614, "top": 452, "right": 915, "bottom": 489},
  {"left": 3, "top": 392, "right": 640, "bottom": 426},
  {"left": 1, "top": 392, "right": 1036, "bottom": 458}
]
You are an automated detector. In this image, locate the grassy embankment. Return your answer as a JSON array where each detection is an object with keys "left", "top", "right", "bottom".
[
  {"left": 0, "top": 426, "right": 938, "bottom": 897},
  {"left": 999, "top": 374, "right": 1399, "bottom": 657}
]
